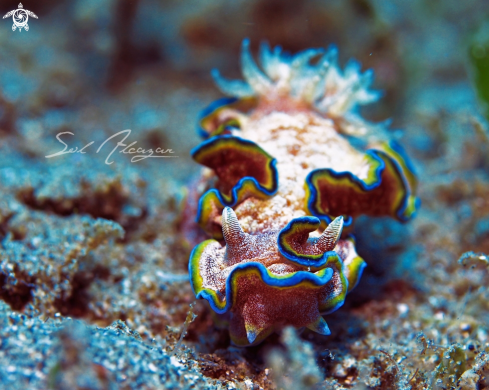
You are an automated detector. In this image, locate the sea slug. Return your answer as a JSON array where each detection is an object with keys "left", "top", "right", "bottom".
[{"left": 188, "top": 39, "right": 419, "bottom": 346}]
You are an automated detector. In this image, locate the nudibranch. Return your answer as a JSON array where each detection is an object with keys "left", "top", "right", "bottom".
[{"left": 188, "top": 39, "right": 419, "bottom": 346}]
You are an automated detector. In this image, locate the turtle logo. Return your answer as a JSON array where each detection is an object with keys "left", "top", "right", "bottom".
[{"left": 3, "top": 3, "right": 38, "bottom": 32}]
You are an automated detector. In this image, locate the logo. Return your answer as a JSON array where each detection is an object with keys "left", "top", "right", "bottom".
[
  {"left": 45, "top": 130, "right": 179, "bottom": 165},
  {"left": 3, "top": 3, "right": 37, "bottom": 32}
]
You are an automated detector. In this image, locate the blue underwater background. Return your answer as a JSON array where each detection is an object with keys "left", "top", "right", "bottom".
[{"left": 0, "top": 0, "right": 488, "bottom": 389}]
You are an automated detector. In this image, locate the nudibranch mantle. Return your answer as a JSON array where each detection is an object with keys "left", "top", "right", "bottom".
[
  {"left": 190, "top": 208, "right": 355, "bottom": 345},
  {"left": 188, "top": 39, "right": 419, "bottom": 346}
]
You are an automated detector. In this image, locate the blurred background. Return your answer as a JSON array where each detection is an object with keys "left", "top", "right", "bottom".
[{"left": 0, "top": 0, "right": 487, "bottom": 170}]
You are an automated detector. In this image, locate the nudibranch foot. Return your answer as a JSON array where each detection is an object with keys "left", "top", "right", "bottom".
[{"left": 306, "top": 315, "right": 331, "bottom": 336}]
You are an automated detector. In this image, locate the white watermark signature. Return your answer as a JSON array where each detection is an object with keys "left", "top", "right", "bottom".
[
  {"left": 45, "top": 130, "right": 178, "bottom": 165},
  {"left": 3, "top": 3, "right": 37, "bottom": 32}
]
